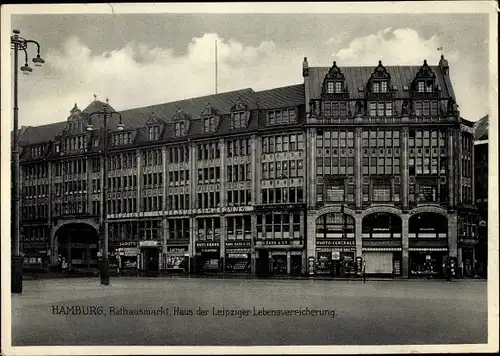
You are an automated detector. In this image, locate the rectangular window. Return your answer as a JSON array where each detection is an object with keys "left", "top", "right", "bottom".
[
  {"left": 327, "top": 82, "right": 334, "bottom": 94},
  {"left": 369, "top": 102, "right": 377, "bottom": 116}
]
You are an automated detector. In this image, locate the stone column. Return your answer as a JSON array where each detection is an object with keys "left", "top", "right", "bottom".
[
  {"left": 251, "top": 135, "right": 259, "bottom": 205},
  {"left": 219, "top": 139, "right": 226, "bottom": 207},
  {"left": 220, "top": 215, "right": 227, "bottom": 272},
  {"left": 355, "top": 213, "right": 363, "bottom": 258},
  {"left": 162, "top": 147, "right": 167, "bottom": 211},
  {"left": 401, "top": 126, "right": 409, "bottom": 210},
  {"left": 190, "top": 217, "right": 197, "bottom": 258},
  {"left": 286, "top": 250, "right": 291, "bottom": 275},
  {"left": 136, "top": 149, "right": 142, "bottom": 212},
  {"left": 251, "top": 213, "right": 257, "bottom": 274},
  {"left": 86, "top": 157, "right": 92, "bottom": 214},
  {"left": 355, "top": 127, "right": 363, "bottom": 210},
  {"left": 307, "top": 128, "right": 317, "bottom": 208},
  {"left": 458, "top": 130, "right": 463, "bottom": 204},
  {"left": 252, "top": 135, "right": 262, "bottom": 204},
  {"left": 190, "top": 144, "right": 197, "bottom": 210},
  {"left": 447, "top": 128, "right": 455, "bottom": 209},
  {"left": 448, "top": 212, "right": 458, "bottom": 259},
  {"left": 100, "top": 155, "right": 105, "bottom": 225},
  {"left": 401, "top": 213, "right": 410, "bottom": 278},
  {"left": 306, "top": 211, "right": 316, "bottom": 274},
  {"left": 162, "top": 217, "right": 167, "bottom": 264}
]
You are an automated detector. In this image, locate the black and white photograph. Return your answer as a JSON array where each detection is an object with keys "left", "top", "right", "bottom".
[{"left": 1, "top": 2, "right": 498, "bottom": 355}]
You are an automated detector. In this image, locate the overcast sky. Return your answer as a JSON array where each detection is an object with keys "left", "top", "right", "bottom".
[{"left": 9, "top": 9, "right": 490, "bottom": 128}]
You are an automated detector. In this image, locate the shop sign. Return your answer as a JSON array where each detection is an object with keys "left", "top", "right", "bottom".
[
  {"left": 316, "top": 239, "right": 355, "bottom": 247},
  {"left": 227, "top": 253, "right": 249, "bottom": 259},
  {"left": 119, "top": 241, "right": 137, "bottom": 247},
  {"left": 167, "top": 247, "right": 188, "bottom": 252},
  {"left": 121, "top": 248, "right": 139, "bottom": 257},
  {"left": 139, "top": 240, "right": 159, "bottom": 247},
  {"left": 167, "top": 239, "right": 189, "bottom": 245},
  {"left": 362, "top": 240, "right": 401, "bottom": 248},
  {"left": 196, "top": 241, "right": 220, "bottom": 249},
  {"left": 331, "top": 251, "right": 341, "bottom": 260},
  {"left": 225, "top": 240, "right": 251, "bottom": 248},
  {"left": 308, "top": 257, "right": 315, "bottom": 275},
  {"left": 409, "top": 239, "right": 448, "bottom": 248}
]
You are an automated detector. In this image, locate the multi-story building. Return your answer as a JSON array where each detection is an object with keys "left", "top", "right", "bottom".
[
  {"left": 16, "top": 55, "right": 478, "bottom": 277},
  {"left": 474, "top": 115, "right": 488, "bottom": 277}
]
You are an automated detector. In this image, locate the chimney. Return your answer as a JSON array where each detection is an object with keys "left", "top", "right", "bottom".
[
  {"left": 439, "top": 55, "right": 449, "bottom": 76},
  {"left": 302, "top": 57, "right": 309, "bottom": 77}
]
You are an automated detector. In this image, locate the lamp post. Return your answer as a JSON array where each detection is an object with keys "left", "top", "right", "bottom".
[
  {"left": 11, "top": 29, "right": 45, "bottom": 294},
  {"left": 87, "top": 99, "right": 124, "bottom": 285}
]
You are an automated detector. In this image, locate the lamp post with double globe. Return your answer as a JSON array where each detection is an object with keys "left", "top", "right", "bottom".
[
  {"left": 87, "top": 99, "right": 124, "bottom": 285},
  {"left": 11, "top": 29, "right": 45, "bottom": 294}
]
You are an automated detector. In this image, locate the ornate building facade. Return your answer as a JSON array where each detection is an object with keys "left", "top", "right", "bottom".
[{"left": 17, "top": 56, "right": 478, "bottom": 277}]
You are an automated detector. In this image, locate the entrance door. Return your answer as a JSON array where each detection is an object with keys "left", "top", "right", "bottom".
[
  {"left": 144, "top": 248, "right": 159, "bottom": 275},
  {"left": 256, "top": 249, "right": 270, "bottom": 276}
]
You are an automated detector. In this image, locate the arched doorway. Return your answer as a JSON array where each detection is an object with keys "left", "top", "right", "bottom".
[
  {"left": 315, "top": 212, "right": 356, "bottom": 276},
  {"left": 55, "top": 223, "right": 99, "bottom": 271},
  {"left": 362, "top": 213, "right": 402, "bottom": 276},
  {"left": 408, "top": 212, "right": 448, "bottom": 278}
]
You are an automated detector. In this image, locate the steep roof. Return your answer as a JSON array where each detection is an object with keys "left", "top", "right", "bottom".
[
  {"left": 474, "top": 115, "right": 489, "bottom": 141},
  {"left": 306, "top": 64, "right": 455, "bottom": 100},
  {"left": 17, "top": 84, "right": 305, "bottom": 146}
]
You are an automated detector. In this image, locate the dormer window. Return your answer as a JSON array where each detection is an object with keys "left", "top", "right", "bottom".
[
  {"left": 113, "top": 132, "right": 132, "bottom": 145},
  {"left": 93, "top": 137, "right": 99, "bottom": 148},
  {"left": 149, "top": 125, "right": 160, "bottom": 140},
  {"left": 55, "top": 143, "right": 60, "bottom": 153},
  {"left": 267, "top": 108, "right": 297, "bottom": 125},
  {"left": 417, "top": 81, "right": 433, "bottom": 93},
  {"left": 372, "top": 81, "right": 388, "bottom": 93},
  {"left": 200, "top": 102, "right": 220, "bottom": 134},
  {"left": 203, "top": 117, "right": 216, "bottom": 133},
  {"left": 230, "top": 97, "right": 250, "bottom": 130},
  {"left": 231, "top": 111, "right": 246, "bottom": 129},
  {"left": 322, "top": 61, "right": 347, "bottom": 96},
  {"left": 32, "top": 145, "right": 43, "bottom": 158},
  {"left": 174, "top": 121, "right": 185, "bottom": 137}
]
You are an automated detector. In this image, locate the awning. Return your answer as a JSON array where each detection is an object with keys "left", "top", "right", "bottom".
[
  {"left": 409, "top": 248, "right": 448, "bottom": 252},
  {"left": 362, "top": 247, "right": 402, "bottom": 252}
]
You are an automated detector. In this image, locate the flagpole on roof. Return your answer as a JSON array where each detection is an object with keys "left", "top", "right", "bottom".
[{"left": 215, "top": 40, "right": 218, "bottom": 94}]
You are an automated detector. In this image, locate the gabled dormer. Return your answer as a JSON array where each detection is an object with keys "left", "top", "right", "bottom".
[
  {"left": 411, "top": 60, "right": 441, "bottom": 97},
  {"left": 322, "top": 61, "right": 348, "bottom": 97},
  {"left": 60, "top": 103, "right": 91, "bottom": 154},
  {"left": 230, "top": 97, "right": 251, "bottom": 129},
  {"left": 200, "top": 102, "right": 220, "bottom": 134},
  {"left": 367, "top": 60, "right": 392, "bottom": 96},
  {"left": 171, "top": 107, "right": 191, "bottom": 138},
  {"left": 31, "top": 144, "right": 45, "bottom": 159},
  {"left": 145, "top": 110, "right": 164, "bottom": 140},
  {"left": 64, "top": 103, "right": 90, "bottom": 135}
]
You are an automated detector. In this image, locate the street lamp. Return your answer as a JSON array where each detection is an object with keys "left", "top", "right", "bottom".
[
  {"left": 11, "top": 29, "right": 45, "bottom": 294},
  {"left": 88, "top": 99, "right": 124, "bottom": 285}
]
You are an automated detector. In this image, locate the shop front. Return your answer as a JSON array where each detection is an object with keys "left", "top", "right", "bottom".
[
  {"left": 224, "top": 240, "right": 251, "bottom": 273},
  {"left": 408, "top": 212, "right": 448, "bottom": 278},
  {"left": 23, "top": 243, "right": 49, "bottom": 273},
  {"left": 315, "top": 240, "right": 356, "bottom": 277},
  {"left": 139, "top": 240, "right": 161, "bottom": 275},
  {"left": 165, "top": 239, "right": 190, "bottom": 274},
  {"left": 254, "top": 239, "right": 303, "bottom": 276},
  {"left": 195, "top": 241, "right": 221, "bottom": 273},
  {"left": 408, "top": 247, "right": 448, "bottom": 278},
  {"left": 116, "top": 241, "right": 139, "bottom": 276},
  {"left": 315, "top": 212, "right": 357, "bottom": 277},
  {"left": 362, "top": 212, "right": 402, "bottom": 276}
]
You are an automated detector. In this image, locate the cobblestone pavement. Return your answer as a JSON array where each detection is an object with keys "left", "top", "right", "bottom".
[{"left": 11, "top": 277, "right": 488, "bottom": 346}]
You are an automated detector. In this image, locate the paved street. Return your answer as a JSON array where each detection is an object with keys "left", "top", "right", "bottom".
[{"left": 11, "top": 277, "right": 487, "bottom": 346}]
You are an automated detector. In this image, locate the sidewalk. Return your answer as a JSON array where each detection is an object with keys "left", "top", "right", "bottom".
[{"left": 22, "top": 272, "right": 487, "bottom": 282}]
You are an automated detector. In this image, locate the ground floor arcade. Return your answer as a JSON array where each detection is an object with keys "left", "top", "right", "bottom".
[{"left": 23, "top": 205, "right": 476, "bottom": 277}]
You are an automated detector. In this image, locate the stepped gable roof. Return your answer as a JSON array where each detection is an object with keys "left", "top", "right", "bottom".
[
  {"left": 307, "top": 64, "right": 456, "bottom": 100},
  {"left": 474, "top": 115, "right": 489, "bottom": 141}
]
